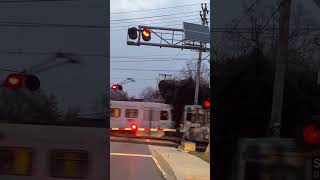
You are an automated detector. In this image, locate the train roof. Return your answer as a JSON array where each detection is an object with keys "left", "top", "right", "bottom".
[
  {"left": 0, "top": 118, "right": 106, "bottom": 128},
  {"left": 110, "top": 100, "right": 173, "bottom": 108}
]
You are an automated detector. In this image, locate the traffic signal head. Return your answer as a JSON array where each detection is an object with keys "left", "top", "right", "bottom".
[
  {"left": 141, "top": 28, "right": 151, "bottom": 41},
  {"left": 203, "top": 100, "right": 210, "bottom": 109},
  {"left": 128, "top": 27, "right": 138, "bottom": 40},
  {"left": 3, "top": 73, "right": 24, "bottom": 89}
]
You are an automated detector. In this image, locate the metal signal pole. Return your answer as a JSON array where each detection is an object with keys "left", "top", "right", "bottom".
[{"left": 194, "top": 3, "right": 209, "bottom": 105}]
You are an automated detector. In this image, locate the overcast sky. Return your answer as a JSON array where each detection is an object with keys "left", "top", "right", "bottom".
[
  {"left": 0, "top": 0, "right": 318, "bottom": 115},
  {"left": 110, "top": 0, "right": 210, "bottom": 98},
  {"left": 0, "top": 0, "right": 108, "bottom": 114},
  {"left": 111, "top": 0, "right": 320, "bottom": 98}
]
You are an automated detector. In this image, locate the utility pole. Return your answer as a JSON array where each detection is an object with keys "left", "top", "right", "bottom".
[
  {"left": 268, "top": 0, "right": 291, "bottom": 137},
  {"left": 194, "top": 3, "right": 209, "bottom": 105},
  {"left": 159, "top": 73, "right": 172, "bottom": 80}
]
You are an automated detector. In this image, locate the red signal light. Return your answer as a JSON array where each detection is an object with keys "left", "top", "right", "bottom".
[
  {"left": 111, "top": 84, "right": 123, "bottom": 91},
  {"left": 111, "top": 84, "right": 117, "bottom": 90},
  {"left": 3, "top": 73, "right": 24, "bottom": 89},
  {"left": 142, "top": 28, "right": 151, "bottom": 41},
  {"left": 131, "top": 124, "right": 137, "bottom": 131},
  {"left": 203, "top": 100, "right": 210, "bottom": 109},
  {"left": 303, "top": 124, "right": 320, "bottom": 145}
]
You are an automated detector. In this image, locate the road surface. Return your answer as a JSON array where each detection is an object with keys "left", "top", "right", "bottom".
[{"left": 110, "top": 138, "right": 166, "bottom": 180}]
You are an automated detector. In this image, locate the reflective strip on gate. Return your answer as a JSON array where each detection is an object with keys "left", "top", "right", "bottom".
[{"left": 109, "top": 128, "right": 176, "bottom": 132}]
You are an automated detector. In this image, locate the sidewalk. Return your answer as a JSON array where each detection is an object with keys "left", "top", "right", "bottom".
[{"left": 149, "top": 145, "right": 210, "bottom": 180}]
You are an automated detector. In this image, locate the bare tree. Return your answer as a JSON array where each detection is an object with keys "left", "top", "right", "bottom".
[
  {"left": 219, "top": 0, "right": 318, "bottom": 62},
  {"left": 140, "top": 86, "right": 162, "bottom": 102},
  {"left": 110, "top": 90, "right": 129, "bottom": 101}
]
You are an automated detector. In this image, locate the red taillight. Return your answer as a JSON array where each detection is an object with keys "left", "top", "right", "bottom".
[{"left": 131, "top": 124, "right": 137, "bottom": 131}]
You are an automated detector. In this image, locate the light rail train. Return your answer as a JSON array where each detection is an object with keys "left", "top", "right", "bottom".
[
  {"left": 110, "top": 100, "right": 175, "bottom": 132},
  {"left": 0, "top": 122, "right": 108, "bottom": 180}
]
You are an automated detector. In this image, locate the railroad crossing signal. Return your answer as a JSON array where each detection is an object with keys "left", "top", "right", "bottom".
[
  {"left": 303, "top": 124, "right": 320, "bottom": 145},
  {"left": 24, "top": 75, "right": 40, "bottom": 91},
  {"left": 128, "top": 27, "right": 151, "bottom": 42},
  {"left": 141, "top": 28, "right": 151, "bottom": 41},
  {"left": 3, "top": 73, "right": 40, "bottom": 91},
  {"left": 203, "top": 100, "right": 210, "bottom": 109},
  {"left": 128, "top": 27, "right": 138, "bottom": 40},
  {"left": 295, "top": 116, "right": 320, "bottom": 150},
  {"left": 111, "top": 84, "right": 123, "bottom": 91},
  {"left": 3, "top": 73, "right": 24, "bottom": 89}
]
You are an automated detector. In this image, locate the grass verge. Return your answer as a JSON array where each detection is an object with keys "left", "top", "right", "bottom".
[{"left": 189, "top": 151, "right": 210, "bottom": 163}]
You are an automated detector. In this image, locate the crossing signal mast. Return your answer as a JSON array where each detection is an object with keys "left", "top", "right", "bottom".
[
  {"left": 127, "top": 4, "right": 210, "bottom": 52},
  {"left": 127, "top": 3, "right": 210, "bottom": 105}
]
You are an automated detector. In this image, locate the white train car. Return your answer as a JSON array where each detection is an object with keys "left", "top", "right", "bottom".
[
  {"left": 0, "top": 123, "right": 108, "bottom": 180},
  {"left": 110, "top": 100, "right": 175, "bottom": 130}
]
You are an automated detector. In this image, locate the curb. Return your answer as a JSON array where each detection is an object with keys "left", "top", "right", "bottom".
[
  {"left": 148, "top": 145, "right": 177, "bottom": 180},
  {"left": 110, "top": 138, "right": 179, "bottom": 148}
]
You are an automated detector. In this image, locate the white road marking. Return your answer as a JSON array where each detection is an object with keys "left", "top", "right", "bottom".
[
  {"left": 110, "top": 152, "right": 153, "bottom": 158},
  {"left": 148, "top": 145, "right": 168, "bottom": 179}
]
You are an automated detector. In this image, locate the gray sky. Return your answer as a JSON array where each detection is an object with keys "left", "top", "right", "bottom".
[
  {"left": 110, "top": 0, "right": 210, "bottom": 98},
  {"left": 0, "top": 0, "right": 108, "bottom": 114},
  {"left": 111, "top": 0, "right": 320, "bottom": 98},
  {"left": 0, "top": 0, "right": 318, "bottom": 114}
]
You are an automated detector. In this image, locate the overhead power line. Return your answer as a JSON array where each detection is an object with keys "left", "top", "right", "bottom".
[
  {"left": 0, "top": 50, "right": 107, "bottom": 57},
  {"left": 110, "top": 11, "right": 198, "bottom": 22},
  {"left": 111, "top": 54, "right": 195, "bottom": 58},
  {"left": 0, "top": 67, "right": 19, "bottom": 73},
  {"left": 110, "top": 3, "right": 201, "bottom": 14},
  {"left": 110, "top": 17, "right": 200, "bottom": 28},
  {"left": 258, "top": 0, "right": 290, "bottom": 33},
  {"left": 112, "top": 77, "right": 156, "bottom": 81},
  {"left": 111, "top": 15, "right": 207, "bottom": 25}
]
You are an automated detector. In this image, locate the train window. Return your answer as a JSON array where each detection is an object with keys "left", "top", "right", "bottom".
[
  {"left": 125, "top": 109, "right": 138, "bottom": 118},
  {"left": 50, "top": 150, "right": 89, "bottom": 178},
  {"left": 0, "top": 147, "right": 32, "bottom": 176},
  {"left": 160, "top": 111, "right": 168, "bottom": 120},
  {"left": 111, "top": 108, "right": 121, "bottom": 117}
]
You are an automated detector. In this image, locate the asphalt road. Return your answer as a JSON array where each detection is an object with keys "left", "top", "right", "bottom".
[{"left": 110, "top": 140, "right": 165, "bottom": 180}]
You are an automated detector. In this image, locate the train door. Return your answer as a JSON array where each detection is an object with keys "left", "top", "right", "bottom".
[{"left": 142, "top": 108, "right": 159, "bottom": 128}]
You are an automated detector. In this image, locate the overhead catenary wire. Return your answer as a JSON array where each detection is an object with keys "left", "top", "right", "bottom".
[{"left": 110, "top": 3, "right": 201, "bottom": 14}]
